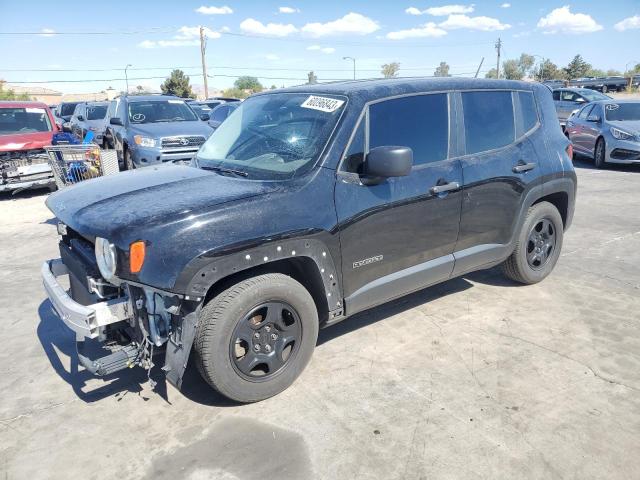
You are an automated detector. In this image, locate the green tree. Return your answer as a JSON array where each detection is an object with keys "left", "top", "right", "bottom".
[
  {"left": 485, "top": 68, "right": 498, "bottom": 79},
  {"left": 221, "top": 87, "right": 250, "bottom": 99},
  {"left": 534, "top": 59, "right": 565, "bottom": 81},
  {"left": 381, "top": 62, "right": 400, "bottom": 78},
  {"left": 234, "top": 76, "right": 263, "bottom": 93},
  {"left": 434, "top": 61, "right": 450, "bottom": 77},
  {"left": 586, "top": 68, "right": 606, "bottom": 78},
  {"left": 160, "top": 69, "right": 195, "bottom": 98},
  {"left": 503, "top": 59, "right": 524, "bottom": 80},
  {"left": 564, "top": 55, "right": 591, "bottom": 80},
  {"left": 307, "top": 71, "right": 318, "bottom": 85},
  {"left": 0, "top": 81, "right": 30, "bottom": 100},
  {"left": 518, "top": 53, "right": 535, "bottom": 77},
  {"left": 606, "top": 69, "right": 622, "bottom": 77}
]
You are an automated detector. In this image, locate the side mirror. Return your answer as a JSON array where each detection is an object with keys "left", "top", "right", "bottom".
[
  {"left": 77, "top": 115, "right": 84, "bottom": 121},
  {"left": 62, "top": 122, "right": 72, "bottom": 133},
  {"left": 200, "top": 113, "right": 210, "bottom": 121},
  {"left": 362, "top": 146, "right": 413, "bottom": 185},
  {"left": 587, "top": 114, "right": 601, "bottom": 123},
  {"left": 110, "top": 117, "right": 123, "bottom": 126}
]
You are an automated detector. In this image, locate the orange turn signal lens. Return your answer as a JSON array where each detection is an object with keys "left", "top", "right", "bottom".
[{"left": 129, "top": 241, "right": 146, "bottom": 273}]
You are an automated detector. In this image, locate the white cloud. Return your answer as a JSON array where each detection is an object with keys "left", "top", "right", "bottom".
[
  {"left": 138, "top": 26, "right": 220, "bottom": 48},
  {"left": 387, "top": 22, "right": 448, "bottom": 39},
  {"left": 537, "top": 6, "right": 602, "bottom": 34},
  {"left": 278, "top": 6, "right": 300, "bottom": 14},
  {"left": 240, "top": 18, "right": 298, "bottom": 36},
  {"left": 501, "top": 3, "right": 511, "bottom": 8},
  {"left": 307, "top": 45, "right": 335, "bottom": 53},
  {"left": 439, "top": 14, "right": 511, "bottom": 31},
  {"left": 265, "top": 53, "right": 280, "bottom": 60},
  {"left": 614, "top": 15, "right": 640, "bottom": 31},
  {"left": 405, "top": 4, "right": 475, "bottom": 16},
  {"left": 301, "top": 12, "right": 379, "bottom": 37},
  {"left": 39, "top": 28, "right": 56, "bottom": 37},
  {"left": 195, "top": 5, "right": 233, "bottom": 15}
]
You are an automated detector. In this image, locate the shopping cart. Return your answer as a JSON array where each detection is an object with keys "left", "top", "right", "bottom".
[{"left": 45, "top": 144, "right": 120, "bottom": 189}]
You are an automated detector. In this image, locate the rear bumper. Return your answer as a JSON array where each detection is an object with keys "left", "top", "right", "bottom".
[{"left": 41, "top": 259, "right": 131, "bottom": 339}]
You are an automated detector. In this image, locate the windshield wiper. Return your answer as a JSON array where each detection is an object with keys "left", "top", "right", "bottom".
[{"left": 200, "top": 165, "right": 249, "bottom": 178}]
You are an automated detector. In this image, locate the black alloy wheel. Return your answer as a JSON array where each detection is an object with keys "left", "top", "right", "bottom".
[
  {"left": 230, "top": 302, "right": 302, "bottom": 381},
  {"left": 594, "top": 138, "right": 606, "bottom": 169},
  {"left": 526, "top": 218, "right": 556, "bottom": 269}
]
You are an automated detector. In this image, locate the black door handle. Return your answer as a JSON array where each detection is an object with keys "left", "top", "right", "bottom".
[
  {"left": 513, "top": 162, "right": 536, "bottom": 173},
  {"left": 430, "top": 181, "right": 460, "bottom": 195}
]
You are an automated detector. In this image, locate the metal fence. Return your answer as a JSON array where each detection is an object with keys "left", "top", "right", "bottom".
[{"left": 45, "top": 145, "right": 119, "bottom": 189}]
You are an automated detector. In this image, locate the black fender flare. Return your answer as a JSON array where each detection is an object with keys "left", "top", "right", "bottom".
[{"left": 175, "top": 238, "right": 343, "bottom": 311}]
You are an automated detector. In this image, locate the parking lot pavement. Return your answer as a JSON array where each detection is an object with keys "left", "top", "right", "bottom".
[{"left": 0, "top": 159, "right": 639, "bottom": 480}]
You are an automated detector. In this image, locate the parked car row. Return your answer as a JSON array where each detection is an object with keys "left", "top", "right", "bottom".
[
  {"left": 544, "top": 75, "right": 640, "bottom": 93},
  {"left": 551, "top": 87, "right": 610, "bottom": 128}
]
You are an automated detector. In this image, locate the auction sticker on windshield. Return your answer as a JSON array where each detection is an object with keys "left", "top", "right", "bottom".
[{"left": 301, "top": 95, "right": 345, "bottom": 113}]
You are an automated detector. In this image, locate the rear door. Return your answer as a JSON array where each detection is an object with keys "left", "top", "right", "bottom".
[
  {"left": 581, "top": 103, "right": 603, "bottom": 154},
  {"left": 336, "top": 93, "right": 462, "bottom": 315},
  {"left": 452, "top": 89, "right": 543, "bottom": 275},
  {"left": 570, "top": 104, "right": 594, "bottom": 153}
]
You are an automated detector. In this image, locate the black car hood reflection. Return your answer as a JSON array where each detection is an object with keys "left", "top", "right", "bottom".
[{"left": 46, "top": 165, "right": 278, "bottom": 241}]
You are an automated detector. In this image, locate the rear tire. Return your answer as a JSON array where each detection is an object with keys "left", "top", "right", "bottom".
[
  {"left": 594, "top": 137, "right": 606, "bottom": 169},
  {"left": 502, "top": 201, "right": 563, "bottom": 285},
  {"left": 194, "top": 273, "right": 319, "bottom": 403}
]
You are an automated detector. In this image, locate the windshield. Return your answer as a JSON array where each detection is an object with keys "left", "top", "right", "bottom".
[
  {"left": 60, "top": 103, "right": 79, "bottom": 116},
  {"left": 605, "top": 103, "right": 640, "bottom": 121},
  {"left": 196, "top": 93, "right": 346, "bottom": 179},
  {"left": 128, "top": 100, "right": 198, "bottom": 123},
  {"left": 580, "top": 90, "right": 609, "bottom": 101},
  {"left": 86, "top": 105, "right": 107, "bottom": 120},
  {"left": 0, "top": 107, "right": 52, "bottom": 135}
]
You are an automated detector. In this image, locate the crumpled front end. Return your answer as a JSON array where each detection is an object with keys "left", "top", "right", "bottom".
[{"left": 0, "top": 148, "right": 54, "bottom": 193}]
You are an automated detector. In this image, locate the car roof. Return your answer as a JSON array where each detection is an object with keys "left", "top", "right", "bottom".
[
  {"left": 124, "top": 95, "right": 184, "bottom": 102},
  {"left": 0, "top": 100, "right": 50, "bottom": 109},
  {"left": 590, "top": 99, "right": 640, "bottom": 105},
  {"left": 259, "top": 77, "right": 539, "bottom": 102}
]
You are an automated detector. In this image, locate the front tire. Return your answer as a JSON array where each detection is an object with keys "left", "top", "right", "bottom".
[
  {"left": 124, "top": 149, "right": 135, "bottom": 170},
  {"left": 594, "top": 137, "right": 606, "bottom": 169},
  {"left": 502, "top": 201, "right": 564, "bottom": 285},
  {"left": 194, "top": 274, "right": 319, "bottom": 403}
]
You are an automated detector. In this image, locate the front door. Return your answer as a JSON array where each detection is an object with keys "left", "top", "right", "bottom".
[{"left": 335, "top": 93, "right": 462, "bottom": 315}]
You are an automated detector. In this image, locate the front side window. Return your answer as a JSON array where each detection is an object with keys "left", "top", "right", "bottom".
[
  {"left": 196, "top": 93, "right": 346, "bottom": 179},
  {"left": 579, "top": 90, "right": 609, "bottom": 102},
  {"left": 87, "top": 105, "right": 107, "bottom": 120},
  {"left": 212, "top": 105, "right": 229, "bottom": 122},
  {"left": 60, "top": 103, "right": 79, "bottom": 116},
  {"left": 578, "top": 104, "right": 594, "bottom": 119},
  {"left": 342, "top": 118, "right": 365, "bottom": 173},
  {"left": 462, "top": 91, "right": 515, "bottom": 155},
  {"left": 0, "top": 107, "right": 52, "bottom": 135},
  {"left": 369, "top": 94, "right": 449, "bottom": 166},
  {"left": 552, "top": 90, "right": 560, "bottom": 101},
  {"left": 128, "top": 100, "right": 198, "bottom": 124}
]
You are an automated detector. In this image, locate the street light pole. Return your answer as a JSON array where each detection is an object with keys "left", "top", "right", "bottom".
[
  {"left": 625, "top": 61, "right": 639, "bottom": 90},
  {"left": 531, "top": 54, "right": 545, "bottom": 81},
  {"left": 343, "top": 56, "right": 356, "bottom": 80},
  {"left": 124, "top": 64, "right": 132, "bottom": 94}
]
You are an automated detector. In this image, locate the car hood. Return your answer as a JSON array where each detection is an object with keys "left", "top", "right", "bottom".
[
  {"left": 46, "top": 165, "right": 278, "bottom": 244},
  {"left": 0, "top": 131, "right": 53, "bottom": 152},
  {"left": 608, "top": 120, "right": 640, "bottom": 135},
  {"left": 128, "top": 121, "right": 212, "bottom": 139}
]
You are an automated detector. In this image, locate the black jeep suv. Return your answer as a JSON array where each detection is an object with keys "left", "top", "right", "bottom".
[{"left": 42, "top": 78, "right": 576, "bottom": 403}]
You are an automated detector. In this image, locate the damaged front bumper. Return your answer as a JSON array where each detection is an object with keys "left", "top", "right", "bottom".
[
  {"left": 41, "top": 257, "right": 198, "bottom": 388},
  {"left": 1, "top": 154, "right": 55, "bottom": 193}
]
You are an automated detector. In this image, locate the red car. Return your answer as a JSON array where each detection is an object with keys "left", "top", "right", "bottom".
[{"left": 0, "top": 101, "right": 59, "bottom": 193}]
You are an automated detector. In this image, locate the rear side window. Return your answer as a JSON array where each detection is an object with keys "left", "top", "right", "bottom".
[
  {"left": 517, "top": 91, "right": 538, "bottom": 135},
  {"left": 462, "top": 91, "right": 515, "bottom": 155},
  {"left": 369, "top": 93, "right": 449, "bottom": 166},
  {"left": 552, "top": 90, "right": 560, "bottom": 101}
]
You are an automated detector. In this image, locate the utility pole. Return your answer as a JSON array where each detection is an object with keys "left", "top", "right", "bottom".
[
  {"left": 495, "top": 38, "right": 502, "bottom": 79},
  {"left": 343, "top": 56, "right": 356, "bottom": 80},
  {"left": 200, "top": 26, "right": 209, "bottom": 99},
  {"left": 474, "top": 57, "right": 484, "bottom": 78},
  {"left": 124, "top": 64, "right": 132, "bottom": 94}
]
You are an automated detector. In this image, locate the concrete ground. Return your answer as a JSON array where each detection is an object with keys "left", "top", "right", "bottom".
[{"left": 1, "top": 158, "right": 639, "bottom": 480}]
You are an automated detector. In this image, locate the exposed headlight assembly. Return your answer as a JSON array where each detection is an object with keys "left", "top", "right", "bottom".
[
  {"left": 95, "top": 237, "right": 117, "bottom": 281},
  {"left": 610, "top": 127, "right": 635, "bottom": 141},
  {"left": 134, "top": 135, "right": 156, "bottom": 147}
]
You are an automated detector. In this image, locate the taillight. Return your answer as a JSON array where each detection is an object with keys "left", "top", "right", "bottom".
[
  {"left": 129, "top": 241, "right": 146, "bottom": 273},
  {"left": 566, "top": 143, "right": 573, "bottom": 160}
]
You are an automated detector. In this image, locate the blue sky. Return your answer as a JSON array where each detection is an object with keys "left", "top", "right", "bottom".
[{"left": 1, "top": 0, "right": 639, "bottom": 94}]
